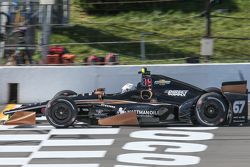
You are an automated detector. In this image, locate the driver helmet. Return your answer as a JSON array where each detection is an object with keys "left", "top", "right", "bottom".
[{"left": 121, "top": 83, "right": 136, "bottom": 93}]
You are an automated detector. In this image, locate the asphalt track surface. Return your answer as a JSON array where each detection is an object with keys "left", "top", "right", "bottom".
[{"left": 0, "top": 104, "right": 249, "bottom": 167}]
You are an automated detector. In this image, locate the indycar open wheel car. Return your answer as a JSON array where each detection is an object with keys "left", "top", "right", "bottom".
[{"left": 4, "top": 67, "right": 248, "bottom": 128}]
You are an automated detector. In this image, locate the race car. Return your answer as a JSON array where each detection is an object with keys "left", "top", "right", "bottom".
[{"left": 3, "top": 67, "right": 248, "bottom": 128}]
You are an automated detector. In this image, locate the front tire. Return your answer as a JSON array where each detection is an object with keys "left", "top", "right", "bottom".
[
  {"left": 54, "top": 90, "right": 77, "bottom": 98},
  {"left": 45, "top": 96, "right": 78, "bottom": 128},
  {"left": 195, "top": 92, "right": 228, "bottom": 126}
]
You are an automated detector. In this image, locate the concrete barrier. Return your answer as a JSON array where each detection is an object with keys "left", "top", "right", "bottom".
[{"left": 0, "top": 63, "right": 249, "bottom": 103}]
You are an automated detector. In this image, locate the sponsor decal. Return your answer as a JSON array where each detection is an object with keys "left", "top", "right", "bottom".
[
  {"left": 233, "top": 100, "right": 245, "bottom": 114},
  {"left": 154, "top": 79, "right": 171, "bottom": 86},
  {"left": 100, "top": 104, "right": 116, "bottom": 109},
  {"left": 96, "top": 109, "right": 104, "bottom": 114},
  {"left": 127, "top": 110, "right": 159, "bottom": 115},
  {"left": 143, "top": 78, "right": 152, "bottom": 87},
  {"left": 117, "top": 107, "right": 159, "bottom": 116},
  {"left": 117, "top": 107, "right": 126, "bottom": 114},
  {"left": 165, "top": 90, "right": 189, "bottom": 97},
  {"left": 233, "top": 117, "right": 246, "bottom": 123}
]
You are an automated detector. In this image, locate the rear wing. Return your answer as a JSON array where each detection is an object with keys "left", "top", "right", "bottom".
[
  {"left": 222, "top": 81, "right": 248, "bottom": 125},
  {"left": 222, "top": 81, "right": 248, "bottom": 94}
]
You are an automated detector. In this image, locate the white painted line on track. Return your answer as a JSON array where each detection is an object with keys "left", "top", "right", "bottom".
[
  {"left": 0, "top": 146, "right": 37, "bottom": 152},
  {"left": 24, "top": 164, "right": 99, "bottom": 167},
  {"left": 50, "top": 128, "right": 120, "bottom": 135},
  {"left": 0, "top": 125, "right": 18, "bottom": 129},
  {"left": 0, "top": 134, "right": 49, "bottom": 141},
  {"left": 0, "top": 158, "right": 27, "bottom": 165},
  {"left": 117, "top": 153, "right": 200, "bottom": 166},
  {"left": 33, "top": 151, "right": 107, "bottom": 158},
  {"left": 123, "top": 141, "right": 207, "bottom": 153},
  {"left": 34, "top": 125, "right": 54, "bottom": 129},
  {"left": 0, "top": 127, "right": 119, "bottom": 166},
  {"left": 130, "top": 130, "right": 214, "bottom": 141},
  {"left": 168, "top": 127, "right": 218, "bottom": 131},
  {"left": 0, "top": 125, "right": 54, "bottom": 130},
  {"left": 115, "top": 165, "right": 148, "bottom": 167},
  {"left": 43, "top": 139, "right": 114, "bottom": 146},
  {"left": 22, "top": 130, "right": 52, "bottom": 167},
  {"left": 35, "top": 116, "right": 47, "bottom": 121}
]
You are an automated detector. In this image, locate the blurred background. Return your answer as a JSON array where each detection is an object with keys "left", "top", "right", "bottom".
[{"left": 0, "top": 0, "right": 249, "bottom": 65}]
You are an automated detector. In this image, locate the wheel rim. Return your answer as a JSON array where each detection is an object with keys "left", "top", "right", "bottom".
[
  {"left": 203, "top": 103, "right": 219, "bottom": 119},
  {"left": 54, "top": 105, "right": 70, "bottom": 120},
  {"left": 196, "top": 96, "right": 227, "bottom": 126},
  {"left": 50, "top": 102, "right": 73, "bottom": 125}
]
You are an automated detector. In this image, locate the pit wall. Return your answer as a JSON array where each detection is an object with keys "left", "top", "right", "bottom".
[{"left": 0, "top": 63, "right": 249, "bottom": 103}]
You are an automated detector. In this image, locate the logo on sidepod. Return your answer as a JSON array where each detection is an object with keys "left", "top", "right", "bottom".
[
  {"left": 165, "top": 90, "right": 189, "bottom": 97},
  {"left": 100, "top": 104, "right": 116, "bottom": 109},
  {"left": 117, "top": 107, "right": 159, "bottom": 115}
]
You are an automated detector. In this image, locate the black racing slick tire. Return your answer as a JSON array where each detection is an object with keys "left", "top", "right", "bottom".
[
  {"left": 45, "top": 96, "right": 78, "bottom": 128},
  {"left": 205, "top": 87, "right": 221, "bottom": 94},
  {"left": 54, "top": 90, "right": 77, "bottom": 98},
  {"left": 195, "top": 92, "right": 228, "bottom": 126}
]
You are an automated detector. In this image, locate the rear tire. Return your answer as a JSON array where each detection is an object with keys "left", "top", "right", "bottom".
[
  {"left": 195, "top": 92, "right": 228, "bottom": 126},
  {"left": 205, "top": 87, "right": 221, "bottom": 94},
  {"left": 45, "top": 96, "right": 78, "bottom": 128}
]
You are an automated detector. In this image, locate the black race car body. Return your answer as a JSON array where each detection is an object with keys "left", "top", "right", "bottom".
[{"left": 4, "top": 68, "right": 248, "bottom": 128}]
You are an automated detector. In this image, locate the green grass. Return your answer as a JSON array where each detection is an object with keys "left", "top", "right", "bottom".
[{"left": 49, "top": 0, "right": 250, "bottom": 64}]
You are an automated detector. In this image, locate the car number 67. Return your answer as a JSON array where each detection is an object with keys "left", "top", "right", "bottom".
[{"left": 233, "top": 100, "right": 246, "bottom": 114}]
